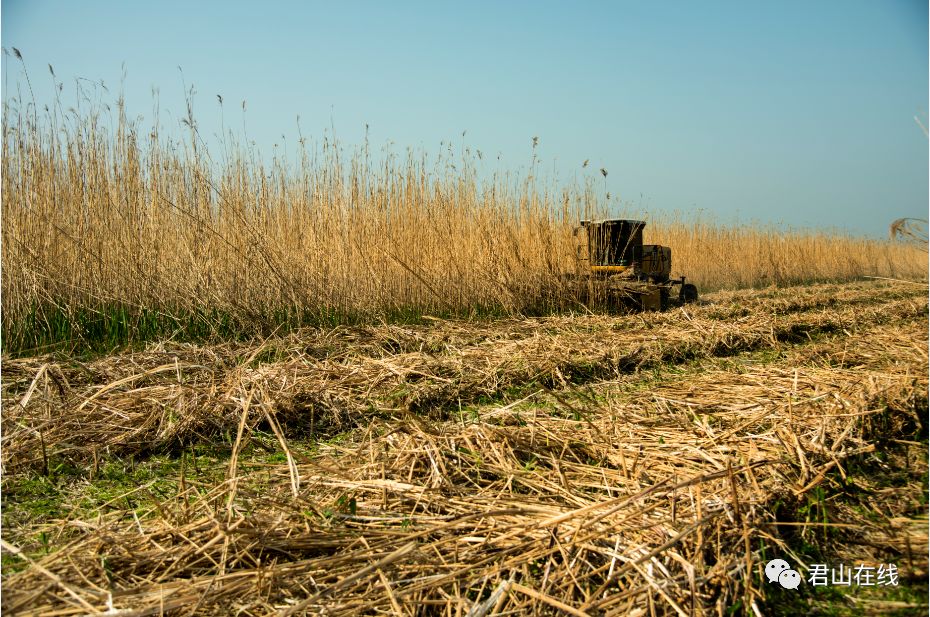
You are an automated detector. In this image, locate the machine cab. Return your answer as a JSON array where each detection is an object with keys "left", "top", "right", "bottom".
[{"left": 578, "top": 219, "right": 672, "bottom": 283}]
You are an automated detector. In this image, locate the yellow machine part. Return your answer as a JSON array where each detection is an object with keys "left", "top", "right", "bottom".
[{"left": 590, "top": 265, "right": 631, "bottom": 275}]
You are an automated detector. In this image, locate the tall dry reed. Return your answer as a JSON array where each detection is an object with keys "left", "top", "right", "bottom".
[{"left": 2, "top": 90, "right": 925, "bottom": 353}]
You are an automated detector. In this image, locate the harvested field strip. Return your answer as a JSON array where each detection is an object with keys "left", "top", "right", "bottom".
[
  {"left": 2, "top": 281, "right": 927, "bottom": 615},
  {"left": 1, "top": 284, "right": 926, "bottom": 615},
  {"left": 2, "top": 282, "right": 926, "bottom": 470}
]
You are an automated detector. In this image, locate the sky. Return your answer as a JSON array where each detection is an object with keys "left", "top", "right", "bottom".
[{"left": 1, "top": 0, "right": 927, "bottom": 236}]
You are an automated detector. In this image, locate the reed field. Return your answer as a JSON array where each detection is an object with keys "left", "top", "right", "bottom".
[
  {"left": 2, "top": 91, "right": 928, "bottom": 615},
  {"left": 2, "top": 281, "right": 927, "bottom": 614},
  {"left": 1, "top": 96, "right": 926, "bottom": 356}
]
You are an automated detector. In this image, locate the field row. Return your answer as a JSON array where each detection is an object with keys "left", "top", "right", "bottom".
[
  {"left": 2, "top": 281, "right": 927, "bottom": 615},
  {"left": 2, "top": 281, "right": 925, "bottom": 470}
]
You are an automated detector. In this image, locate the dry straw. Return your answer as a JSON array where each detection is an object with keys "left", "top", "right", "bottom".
[
  {"left": 2, "top": 282, "right": 927, "bottom": 614},
  {"left": 3, "top": 281, "right": 925, "bottom": 469},
  {"left": 2, "top": 92, "right": 926, "bottom": 353}
]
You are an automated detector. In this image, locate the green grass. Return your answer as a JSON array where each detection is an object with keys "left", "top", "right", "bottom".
[
  {"left": 2, "top": 301, "right": 522, "bottom": 359},
  {"left": 4, "top": 303, "right": 247, "bottom": 358}
]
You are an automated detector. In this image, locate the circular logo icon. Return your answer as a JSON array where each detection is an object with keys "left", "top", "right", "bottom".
[
  {"left": 765, "top": 559, "right": 791, "bottom": 583},
  {"left": 778, "top": 568, "right": 802, "bottom": 590}
]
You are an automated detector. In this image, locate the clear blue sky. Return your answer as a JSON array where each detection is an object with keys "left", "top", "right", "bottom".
[{"left": 2, "top": 0, "right": 927, "bottom": 236}]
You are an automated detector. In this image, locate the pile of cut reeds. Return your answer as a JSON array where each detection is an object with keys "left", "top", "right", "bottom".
[
  {"left": 2, "top": 282, "right": 925, "bottom": 470},
  {"left": 2, "top": 281, "right": 927, "bottom": 615}
]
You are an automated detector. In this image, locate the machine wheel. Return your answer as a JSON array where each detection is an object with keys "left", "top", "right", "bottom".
[{"left": 679, "top": 283, "right": 698, "bottom": 304}]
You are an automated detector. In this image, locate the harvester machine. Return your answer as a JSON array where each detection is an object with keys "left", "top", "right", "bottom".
[{"left": 573, "top": 219, "right": 698, "bottom": 311}]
